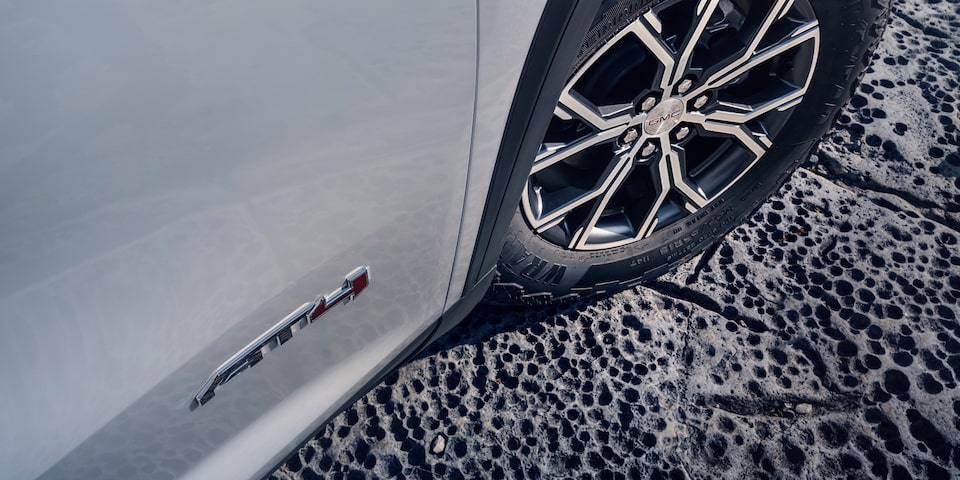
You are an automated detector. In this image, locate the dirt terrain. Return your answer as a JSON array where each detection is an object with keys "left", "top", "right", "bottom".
[{"left": 272, "top": 1, "right": 960, "bottom": 478}]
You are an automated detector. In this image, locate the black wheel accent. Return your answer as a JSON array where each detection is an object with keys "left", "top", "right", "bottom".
[{"left": 488, "top": 0, "right": 891, "bottom": 306}]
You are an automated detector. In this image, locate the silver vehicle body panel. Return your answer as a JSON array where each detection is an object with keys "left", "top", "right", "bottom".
[
  {"left": 0, "top": 1, "right": 547, "bottom": 478},
  {"left": 444, "top": 0, "right": 548, "bottom": 306}
]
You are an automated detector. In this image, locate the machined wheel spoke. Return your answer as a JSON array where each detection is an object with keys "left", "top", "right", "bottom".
[
  {"left": 694, "top": 18, "right": 819, "bottom": 95},
  {"left": 525, "top": 154, "right": 634, "bottom": 232},
  {"left": 739, "top": 0, "right": 798, "bottom": 63},
  {"left": 568, "top": 154, "right": 635, "bottom": 249},
  {"left": 694, "top": 117, "right": 769, "bottom": 158},
  {"left": 665, "top": 147, "right": 711, "bottom": 208},
  {"left": 558, "top": 14, "right": 671, "bottom": 130},
  {"left": 553, "top": 105, "right": 575, "bottom": 121},
  {"left": 533, "top": 126, "right": 627, "bottom": 174},
  {"left": 558, "top": 90, "right": 632, "bottom": 132},
  {"left": 671, "top": 0, "right": 723, "bottom": 85},
  {"left": 705, "top": 86, "right": 806, "bottom": 124},
  {"left": 626, "top": 13, "right": 678, "bottom": 90},
  {"left": 526, "top": 187, "right": 602, "bottom": 232},
  {"left": 636, "top": 160, "right": 673, "bottom": 239}
]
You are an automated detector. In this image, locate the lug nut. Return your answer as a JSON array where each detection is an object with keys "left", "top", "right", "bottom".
[
  {"left": 677, "top": 79, "right": 694, "bottom": 94},
  {"left": 639, "top": 141, "right": 658, "bottom": 159},
  {"left": 674, "top": 126, "right": 691, "bottom": 141},
  {"left": 620, "top": 127, "right": 640, "bottom": 146},
  {"left": 640, "top": 96, "right": 658, "bottom": 113},
  {"left": 693, "top": 95, "right": 709, "bottom": 110}
]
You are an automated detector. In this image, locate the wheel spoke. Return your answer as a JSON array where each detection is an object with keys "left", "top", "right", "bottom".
[
  {"left": 692, "top": 116, "right": 768, "bottom": 158},
  {"left": 636, "top": 159, "right": 673, "bottom": 239},
  {"left": 744, "top": 0, "right": 797, "bottom": 60},
  {"left": 680, "top": 116, "right": 770, "bottom": 201},
  {"left": 670, "top": 0, "right": 723, "bottom": 85},
  {"left": 626, "top": 13, "right": 678, "bottom": 91},
  {"left": 705, "top": 85, "right": 806, "bottom": 124},
  {"left": 532, "top": 126, "right": 627, "bottom": 174},
  {"left": 558, "top": 13, "right": 673, "bottom": 130},
  {"left": 665, "top": 147, "right": 711, "bottom": 208},
  {"left": 523, "top": 184, "right": 600, "bottom": 232},
  {"left": 524, "top": 153, "right": 634, "bottom": 232},
  {"left": 568, "top": 154, "right": 635, "bottom": 249},
  {"left": 694, "top": 18, "right": 819, "bottom": 95},
  {"left": 553, "top": 105, "right": 574, "bottom": 121},
  {"left": 557, "top": 89, "right": 632, "bottom": 132}
]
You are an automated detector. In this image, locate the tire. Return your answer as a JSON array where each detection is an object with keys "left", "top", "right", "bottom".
[{"left": 489, "top": 0, "right": 890, "bottom": 305}]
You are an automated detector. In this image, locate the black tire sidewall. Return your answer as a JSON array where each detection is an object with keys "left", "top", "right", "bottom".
[{"left": 497, "top": 0, "right": 888, "bottom": 298}]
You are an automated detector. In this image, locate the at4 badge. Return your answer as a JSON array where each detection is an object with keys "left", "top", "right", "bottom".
[{"left": 193, "top": 267, "right": 370, "bottom": 407}]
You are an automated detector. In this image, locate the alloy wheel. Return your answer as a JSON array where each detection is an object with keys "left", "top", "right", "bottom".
[{"left": 522, "top": 0, "right": 820, "bottom": 250}]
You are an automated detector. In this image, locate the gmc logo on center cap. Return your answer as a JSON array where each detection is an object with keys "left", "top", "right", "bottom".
[
  {"left": 647, "top": 109, "right": 683, "bottom": 129},
  {"left": 644, "top": 98, "right": 686, "bottom": 135}
]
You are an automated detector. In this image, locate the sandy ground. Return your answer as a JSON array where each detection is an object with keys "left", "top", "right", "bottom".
[{"left": 271, "top": 1, "right": 960, "bottom": 478}]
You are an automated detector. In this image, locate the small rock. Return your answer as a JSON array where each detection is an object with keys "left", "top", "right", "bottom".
[
  {"left": 431, "top": 434, "right": 446, "bottom": 455},
  {"left": 795, "top": 403, "right": 813, "bottom": 415}
]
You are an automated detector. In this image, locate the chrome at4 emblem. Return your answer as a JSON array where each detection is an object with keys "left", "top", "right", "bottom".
[{"left": 193, "top": 266, "right": 370, "bottom": 407}]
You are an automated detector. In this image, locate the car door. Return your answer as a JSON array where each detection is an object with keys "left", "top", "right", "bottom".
[{"left": 0, "top": 1, "right": 476, "bottom": 478}]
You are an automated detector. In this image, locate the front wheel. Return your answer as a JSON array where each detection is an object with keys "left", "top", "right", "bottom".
[{"left": 490, "top": 0, "right": 890, "bottom": 305}]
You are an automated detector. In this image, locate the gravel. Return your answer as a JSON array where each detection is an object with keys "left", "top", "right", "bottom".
[{"left": 270, "top": 1, "right": 960, "bottom": 478}]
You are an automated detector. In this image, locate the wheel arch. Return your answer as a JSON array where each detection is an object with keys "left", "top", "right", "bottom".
[{"left": 460, "top": 0, "right": 608, "bottom": 296}]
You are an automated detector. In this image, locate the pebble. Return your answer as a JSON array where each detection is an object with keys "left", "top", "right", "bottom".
[{"left": 431, "top": 434, "right": 446, "bottom": 455}]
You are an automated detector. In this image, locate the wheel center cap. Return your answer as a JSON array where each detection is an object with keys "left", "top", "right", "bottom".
[{"left": 643, "top": 98, "right": 685, "bottom": 136}]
